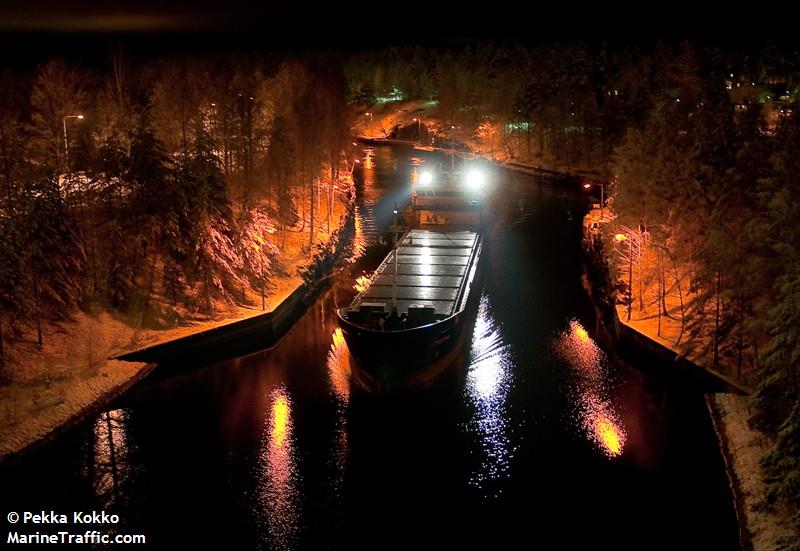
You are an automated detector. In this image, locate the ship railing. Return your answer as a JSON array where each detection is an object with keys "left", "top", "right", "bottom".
[{"left": 452, "top": 232, "right": 483, "bottom": 314}]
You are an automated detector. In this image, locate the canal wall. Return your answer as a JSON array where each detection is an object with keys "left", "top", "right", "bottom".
[
  {"left": 117, "top": 280, "right": 319, "bottom": 366},
  {"left": 119, "top": 210, "right": 357, "bottom": 366},
  {"left": 581, "top": 226, "right": 797, "bottom": 551}
]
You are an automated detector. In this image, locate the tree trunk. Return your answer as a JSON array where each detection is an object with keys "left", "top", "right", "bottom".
[
  {"left": 309, "top": 176, "right": 315, "bottom": 247},
  {"left": 33, "top": 272, "right": 43, "bottom": 347},
  {"left": 713, "top": 270, "right": 721, "bottom": 368},
  {"left": 0, "top": 316, "right": 5, "bottom": 375},
  {"left": 657, "top": 248, "right": 662, "bottom": 337}
]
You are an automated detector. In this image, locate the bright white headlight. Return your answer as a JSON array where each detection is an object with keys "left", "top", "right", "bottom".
[
  {"left": 420, "top": 171, "right": 433, "bottom": 186},
  {"left": 465, "top": 169, "right": 485, "bottom": 190}
]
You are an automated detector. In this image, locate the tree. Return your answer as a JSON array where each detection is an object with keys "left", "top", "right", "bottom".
[
  {"left": 28, "top": 58, "right": 89, "bottom": 170},
  {"left": 21, "top": 176, "right": 85, "bottom": 345},
  {"left": 266, "top": 116, "right": 297, "bottom": 250}
]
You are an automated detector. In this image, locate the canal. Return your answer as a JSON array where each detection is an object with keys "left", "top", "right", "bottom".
[{"left": 0, "top": 146, "right": 738, "bottom": 549}]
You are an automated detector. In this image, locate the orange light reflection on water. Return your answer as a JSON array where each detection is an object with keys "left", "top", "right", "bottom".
[
  {"left": 326, "top": 327, "right": 351, "bottom": 505},
  {"left": 271, "top": 394, "right": 289, "bottom": 447},
  {"left": 348, "top": 210, "right": 367, "bottom": 264},
  {"left": 327, "top": 328, "right": 352, "bottom": 404},
  {"left": 554, "top": 320, "right": 627, "bottom": 459},
  {"left": 257, "top": 386, "right": 299, "bottom": 550},
  {"left": 595, "top": 415, "right": 624, "bottom": 456},
  {"left": 88, "top": 408, "right": 129, "bottom": 505}
]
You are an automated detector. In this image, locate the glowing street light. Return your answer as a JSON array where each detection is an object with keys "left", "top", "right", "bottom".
[
  {"left": 412, "top": 117, "right": 421, "bottom": 142},
  {"left": 583, "top": 180, "right": 605, "bottom": 222},
  {"left": 62, "top": 114, "right": 84, "bottom": 171}
]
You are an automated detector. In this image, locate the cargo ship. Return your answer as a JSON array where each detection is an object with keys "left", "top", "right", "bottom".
[{"left": 336, "top": 164, "right": 489, "bottom": 383}]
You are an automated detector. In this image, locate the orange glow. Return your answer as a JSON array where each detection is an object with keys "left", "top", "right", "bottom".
[
  {"left": 90, "top": 408, "right": 130, "bottom": 502},
  {"left": 258, "top": 386, "right": 298, "bottom": 547},
  {"left": 347, "top": 212, "right": 367, "bottom": 264},
  {"left": 594, "top": 416, "right": 625, "bottom": 457},
  {"left": 271, "top": 394, "right": 289, "bottom": 447},
  {"left": 554, "top": 320, "right": 627, "bottom": 459},
  {"left": 614, "top": 233, "right": 627, "bottom": 242},
  {"left": 327, "top": 328, "right": 351, "bottom": 403},
  {"left": 354, "top": 274, "right": 372, "bottom": 293}
]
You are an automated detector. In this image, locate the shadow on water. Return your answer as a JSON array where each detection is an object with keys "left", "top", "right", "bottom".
[{"left": 0, "top": 145, "right": 739, "bottom": 550}]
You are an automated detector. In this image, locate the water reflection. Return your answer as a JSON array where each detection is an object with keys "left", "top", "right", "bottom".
[
  {"left": 363, "top": 147, "right": 375, "bottom": 170},
  {"left": 464, "top": 295, "right": 514, "bottom": 496},
  {"left": 326, "top": 328, "right": 350, "bottom": 514},
  {"left": 349, "top": 211, "right": 368, "bottom": 263},
  {"left": 327, "top": 328, "right": 352, "bottom": 404},
  {"left": 86, "top": 408, "right": 130, "bottom": 506},
  {"left": 257, "top": 386, "right": 299, "bottom": 550},
  {"left": 554, "top": 320, "right": 626, "bottom": 458}
]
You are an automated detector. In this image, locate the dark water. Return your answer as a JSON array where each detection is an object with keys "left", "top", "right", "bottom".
[{"left": 1, "top": 146, "right": 738, "bottom": 549}]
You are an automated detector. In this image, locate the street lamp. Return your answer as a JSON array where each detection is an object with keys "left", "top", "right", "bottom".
[
  {"left": 63, "top": 114, "right": 84, "bottom": 171},
  {"left": 615, "top": 233, "right": 633, "bottom": 321},
  {"left": 583, "top": 180, "right": 605, "bottom": 222},
  {"left": 413, "top": 117, "right": 421, "bottom": 142}
]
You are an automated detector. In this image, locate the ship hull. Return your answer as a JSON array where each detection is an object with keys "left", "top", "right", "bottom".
[{"left": 336, "top": 233, "right": 485, "bottom": 385}]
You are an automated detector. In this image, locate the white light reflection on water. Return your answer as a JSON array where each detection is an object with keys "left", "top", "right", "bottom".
[
  {"left": 464, "top": 295, "right": 514, "bottom": 497},
  {"left": 256, "top": 386, "right": 299, "bottom": 550},
  {"left": 87, "top": 408, "right": 130, "bottom": 506},
  {"left": 554, "top": 320, "right": 626, "bottom": 458}
]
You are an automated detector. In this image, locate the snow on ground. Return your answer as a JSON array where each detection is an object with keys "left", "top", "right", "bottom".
[
  {"left": 0, "top": 192, "right": 351, "bottom": 462},
  {"left": 708, "top": 394, "right": 797, "bottom": 550},
  {"left": 352, "top": 100, "right": 437, "bottom": 139}
]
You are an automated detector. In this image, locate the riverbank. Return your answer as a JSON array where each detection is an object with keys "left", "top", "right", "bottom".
[
  {"left": 707, "top": 394, "right": 796, "bottom": 550},
  {"left": 0, "top": 197, "right": 353, "bottom": 464},
  {"left": 582, "top": 219, "right": 798, "bottom": 551},
  {"left": 617, "top": 295, "right": 796, "bottom": 549}
]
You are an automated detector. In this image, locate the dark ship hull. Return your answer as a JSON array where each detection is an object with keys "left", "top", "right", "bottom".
[{"left": 337, "top": 228, "right": 485, "bottom": 384}]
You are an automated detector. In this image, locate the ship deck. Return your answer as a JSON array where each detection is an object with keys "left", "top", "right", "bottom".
[{"left": 353, "top": 229, "right": 480, "bottom": 317}]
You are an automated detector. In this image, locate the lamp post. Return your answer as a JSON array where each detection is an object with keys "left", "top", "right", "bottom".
[
  {"left": 62, "top": 114, "right": 84, "bottom": 171},
  {"left": 583, "top": 180, "right": 605, "bottom": 221},
  {"left": 389, "top": 204, "right": 402, "bottom": 316},
  {"left": 413, "top": 117, "right": 421, "bottom": 142},
  {"left": 615, "top": 233, "right": 633, "bottom": 321}
]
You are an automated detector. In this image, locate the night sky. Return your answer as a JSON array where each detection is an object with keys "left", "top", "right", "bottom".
[{"left": 0, "top": 1, "right": 795, "bottom": 51}]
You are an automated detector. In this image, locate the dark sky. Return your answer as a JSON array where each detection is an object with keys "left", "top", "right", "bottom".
[{"left": 0, "top": 1, "right": 794, "bottom": 51}]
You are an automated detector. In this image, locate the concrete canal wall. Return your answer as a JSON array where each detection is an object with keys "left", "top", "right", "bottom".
[{"left": 580, "top": 223, "right": 797, "bottom": 551}]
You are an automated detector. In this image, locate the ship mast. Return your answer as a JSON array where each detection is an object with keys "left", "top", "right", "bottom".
[{"left": 390, "top": 204, "right": 401, "bottom": 315}]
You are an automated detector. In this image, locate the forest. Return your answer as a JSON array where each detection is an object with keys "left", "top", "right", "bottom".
[{"left": 0, "top": 51, "right": 353, "bottom": 364}]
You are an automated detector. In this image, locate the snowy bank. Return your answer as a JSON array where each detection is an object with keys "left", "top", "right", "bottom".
[{"left": 707, "top": 394, "right": 796, "bottom": 550}]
